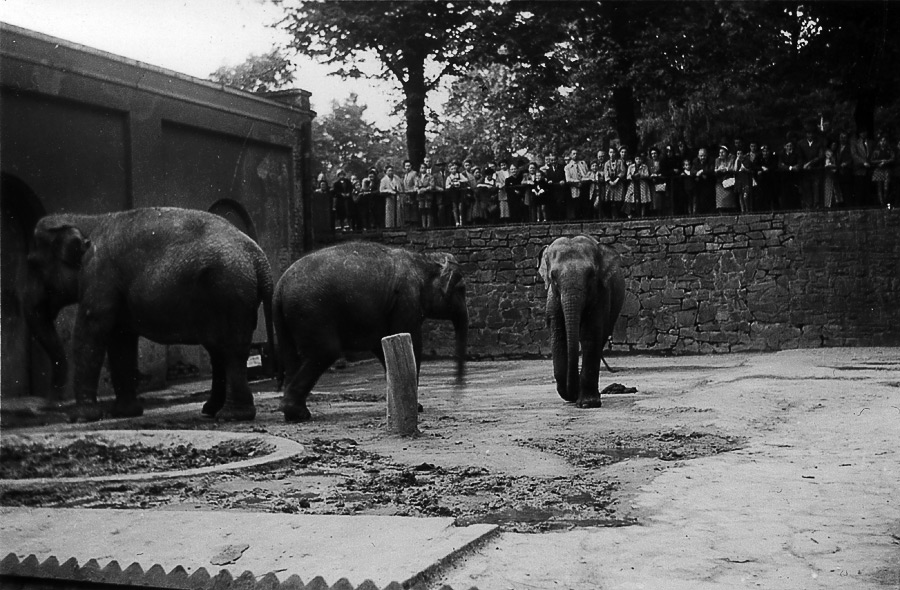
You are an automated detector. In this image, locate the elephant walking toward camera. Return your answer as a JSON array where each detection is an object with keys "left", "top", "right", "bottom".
[
  {"left": 274, "top": 241, "right": 468, "bottom": 422},
  {"left": 21, "top": 207, "right": 274, "bottom": 422},
  {"left": 539, "top": 235, "right": 625, "bottom": 408}
]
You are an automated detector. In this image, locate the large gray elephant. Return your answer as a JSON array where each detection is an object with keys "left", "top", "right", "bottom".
[
  {"left": 21, "top": 207, "right": 274, "bottom": 422},
  {"left": 274, "top": 241, "right": 468, "bottom": 422},
  {"left": 538, "top": 235, "right": 625, "bottom": 408}
]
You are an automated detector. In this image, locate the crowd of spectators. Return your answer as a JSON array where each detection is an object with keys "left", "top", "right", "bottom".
[{"left": 317, "top": 125, "right": 899, "bottom": 231}]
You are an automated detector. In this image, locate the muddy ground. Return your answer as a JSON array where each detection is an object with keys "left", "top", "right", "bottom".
[{"left": 2, "top": 348, "right": 898, "bottom": 589}]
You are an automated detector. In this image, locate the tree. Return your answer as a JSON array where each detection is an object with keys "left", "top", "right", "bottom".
[
  {"left": 209, "top": 49, "right": 294, "bottom": 93},
  {"left": 312, "top": 93, "right": 406, "bottom": 180},
  {"left": 794, "top": 1, "right": 900, "bottom": 135},
  {"left": 276, "top": 1, "right": 516, "bottom": 166}
]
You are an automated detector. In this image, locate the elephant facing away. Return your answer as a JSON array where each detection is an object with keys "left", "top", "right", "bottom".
[
  {"left": 21, "top": 207, "right": 275, "bottom": 422},
  {"left": 539, "top": 235, "right": 625, "bottom": 408},
  {"left": 274, "top": 241, "right": 468, "bottom": 422}
]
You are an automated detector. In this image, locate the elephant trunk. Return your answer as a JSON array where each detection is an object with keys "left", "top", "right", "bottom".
[
  {"left": 452, "top": 304, "right": 469, "bottom": 383},
  {"left": 23, "top": 300, "right": 67, "bottom": 397},
  {"left": 561, "top": 285, "right": 584, "bottom": 402}
]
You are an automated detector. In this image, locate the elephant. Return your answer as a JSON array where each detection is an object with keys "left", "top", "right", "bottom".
[
  {"left": 274, "top": 241, "right": 468, "bottom": 422},
  {"left": 20, "top": 207, "right": 274, "bottom": 422},
  {"left": 538, "top": 235, "right": 625, "bottom": 408}
]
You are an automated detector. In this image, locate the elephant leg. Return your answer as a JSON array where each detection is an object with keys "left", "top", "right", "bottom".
[
  {"left": 577, "top": 337, "right": 603, "bottom": 409},
  {"left": 202, "top": 347, "right": 226, "bottom": 417},
  {"left": 549, "top": 305, "right": 574, "bottom": 401},
  {"left": 107, "top": 330, "right": 143, "bottom": 418},
  {"left": 215, "top": 348, "right": 256, "bottom": 422},
  {"left": 282, "top": 354, "right": 338, "bottom": 422},
  {"left": 69, "top": 306, "right": 115, "bottom": 422}
]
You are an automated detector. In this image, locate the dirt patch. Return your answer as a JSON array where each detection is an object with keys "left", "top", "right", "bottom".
[
  {"left": 0, "top": 430, "right": 740, "bottom": 533},
  {"left": 524, "top": 429, "right": 743, "bottom": 467},
  {"left": 0, "top": 435, "right": 273, "bottom": 479}
]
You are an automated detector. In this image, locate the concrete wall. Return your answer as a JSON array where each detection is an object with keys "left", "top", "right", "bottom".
[
  {"left": 0, "top": 24, "right": 313, "bottom": 399},
  {"left": 379, "top": 209, "right": 900, "bottom": 358}
]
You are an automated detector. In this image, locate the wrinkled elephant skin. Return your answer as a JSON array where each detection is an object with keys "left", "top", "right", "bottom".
[
  {"left": 274, "top": 241, "right": 468, "bottom": 422},
  {"left": 21, "top": 207, "right": 275, "bottom": 422},
  {"left": 539, "top": 235, "right": 625, "bottom": 408}
]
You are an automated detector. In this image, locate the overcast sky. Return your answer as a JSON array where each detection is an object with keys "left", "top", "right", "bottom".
[{"left": 0, "top": 0, "right": 404, "bottom": 126}]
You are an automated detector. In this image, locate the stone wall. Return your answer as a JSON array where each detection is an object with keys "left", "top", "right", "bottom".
[{"left": 379, "top": 209, "right": 900, "bottom": 358}]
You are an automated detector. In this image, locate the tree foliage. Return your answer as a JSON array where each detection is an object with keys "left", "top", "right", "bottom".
[
  {"left": 209, "top": 49, "right": 294, "bottom": 93},
  {"left": 436, "top": 0, "right": 900, "bottom": 163},
  {"left": 276, "top": 0, "right": 515, "bottom": 165},
  {"left": 223, "top": 1, "right": 898, "bottom": 171},
  {"left": 311, "top": 93, "right": 405, "bottom": 180}
]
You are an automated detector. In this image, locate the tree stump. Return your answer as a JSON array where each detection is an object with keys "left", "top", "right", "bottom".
[{"left": 381, "top": 333, "right": 418, "bottom": 435}]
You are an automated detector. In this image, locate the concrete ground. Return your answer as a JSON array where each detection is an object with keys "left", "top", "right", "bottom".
[{"left": 1, "top": 348, "right": 899, "bottom": 589}]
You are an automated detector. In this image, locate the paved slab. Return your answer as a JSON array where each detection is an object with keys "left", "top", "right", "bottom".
[
  {"left": 2, "top": 348, "right": 898, "bottom": 590},
  {"left": 0, "top": 507, "right": 497, "bottom": 588}
]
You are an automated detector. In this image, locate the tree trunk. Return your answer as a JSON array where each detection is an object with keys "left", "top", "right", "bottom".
[
  {"left": 404, "top": 61, "right": 428, "bottom": 168},
  {"left": 613, "top": 85, "right": 639, "bottom": 153},
  {"left": 853, "top": 90, "right": 876, "bottom": 137}
]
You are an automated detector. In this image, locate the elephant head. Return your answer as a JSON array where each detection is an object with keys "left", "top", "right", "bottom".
[
  {"left": 539, "top": 235, "right": 625, "bottom": 406},
  {"left": 424, "top": 252, "right": 469, "bottom": 380},
  {"left": 20, "top": 217, "right": 92, "bottom": 394}
]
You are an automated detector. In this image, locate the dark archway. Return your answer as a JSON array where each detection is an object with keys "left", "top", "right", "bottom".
[
  {"left": 208, "top": 199, "right": 259, "bottom": 243},
  {"left": 1, "top": 172, "right": 48, "bottom": 398}
]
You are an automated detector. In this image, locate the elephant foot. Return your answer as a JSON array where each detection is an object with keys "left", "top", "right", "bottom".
[
  {"left": 576, "top": 394, "right": 603, "bottom": 409},
  {"left": 282, "top": 401, "right": 311, "bottom": 423},
  {"left": 201, "top": 398, "right": 224, "bottom": 418},
  {"left": 67, "top": 402, "right": 104, "bottom": 423},
  {"left": 111, "top": 399, "right": 144, "bottom": 418},
  {"left": 556, "top": 384, "right": 578, "bottom": 403},
  {"left": 216, "top": 402, "right": 256, "bottom": 422}
]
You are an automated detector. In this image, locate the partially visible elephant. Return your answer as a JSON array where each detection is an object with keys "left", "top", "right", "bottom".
[
  {"left": 538, "top": 235, "right": 625, "bottom": 408},
  {"left": 274, "top": 241, "right": 468, "bottom": 422},
  {"left": 21, "top": 207, "right": 274, "bottom": 422}
]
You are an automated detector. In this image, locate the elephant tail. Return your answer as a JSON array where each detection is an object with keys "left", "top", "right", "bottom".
[{"left": 257, "top": 260, "right": 280, "bottom": 387}]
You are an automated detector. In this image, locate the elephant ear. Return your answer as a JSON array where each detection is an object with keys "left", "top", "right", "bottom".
[
  {"left": 434, "top": 253, "right": 462, "bottom": 296},
  {"left": 45, "top": 224, "right": 90, "bottom": 268},
  {"left": 537, "top": 245, "right": 551, "bottom": 291}
]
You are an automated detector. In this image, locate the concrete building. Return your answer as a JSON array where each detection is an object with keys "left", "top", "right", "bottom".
[{"left": 0, "top": 23, "right": 315, "bottom": 400}]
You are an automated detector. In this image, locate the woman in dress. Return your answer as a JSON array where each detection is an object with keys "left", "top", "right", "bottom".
[
  {"left": 626, "top": 152, "right": 652, "bottom": 218},
  {"left": 504, "top": 162, "right": 523, "bottom": 222},
  {"left": 603, "top": 147, "right": 624, "bottom": 219},
  {"left": 521, "top": 161, "right": 539, "bottom": 222},
  {"left": 585, "top": 160, "right": 602, "bottom": 219},
  {"left": 871, "top": 135, "right": 895, "bottom": 207},
  {"left": 822, "top": 144, "right": 844, "bottom": 209},
  {"left": 733, "top": 148, "right": 753, "bottom": 213},
  {"left": 714, "top": 145, "right": 737, "bottom": 212}
]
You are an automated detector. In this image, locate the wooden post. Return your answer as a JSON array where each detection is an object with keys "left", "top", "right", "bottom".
[{"left": 381, "top": 333, "right": 418, "bottom": 435}]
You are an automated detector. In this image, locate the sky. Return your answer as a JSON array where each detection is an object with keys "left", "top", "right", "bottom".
[{"left": 0, "top": 0, "right": 404, "bottom": 127}]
